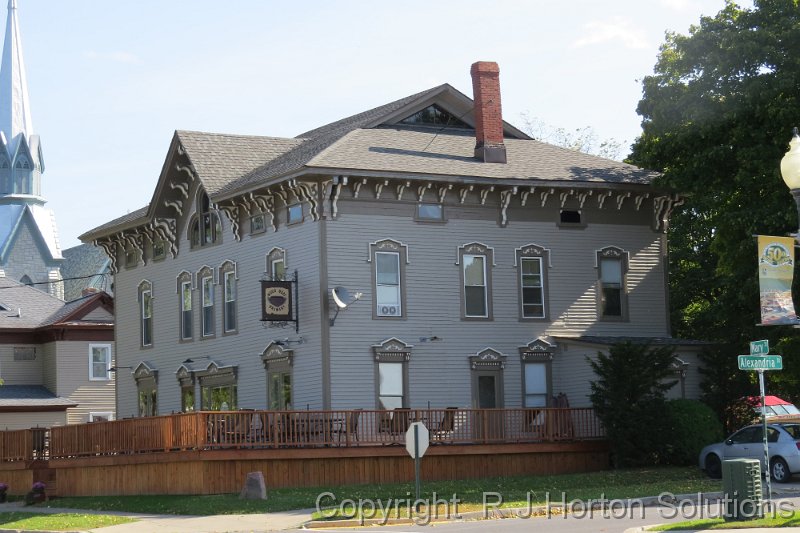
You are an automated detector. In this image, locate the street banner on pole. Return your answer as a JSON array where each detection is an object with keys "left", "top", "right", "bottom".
[{"left": 758, "top": 235, "right": 799, "bottom": 325}]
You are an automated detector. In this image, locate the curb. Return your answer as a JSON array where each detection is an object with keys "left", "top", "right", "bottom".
[{"left": 305, "top": 493, "right": 722, "bottom": 528}]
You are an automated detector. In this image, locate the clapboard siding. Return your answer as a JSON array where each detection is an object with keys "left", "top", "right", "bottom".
[
  {"left": 111, "top": 178, "right": 692, "bottom": 415},
  {"left": 0, "top": 344, "right": 43, "bottom": 385},
  {"left": 42, "top": 342, "right": 56, "bottom": 393},
  {"left": 0, "top": 412, "right": 65, "bottom": 431},
  {"left": 113, "top": 199, "right": 323, "bottom": 417},
  {"left": 55, "top": 341, "right": 116, "bottom": 425},
  {"left": 326, "top": 198, "right": 669, "bottom": 409}
]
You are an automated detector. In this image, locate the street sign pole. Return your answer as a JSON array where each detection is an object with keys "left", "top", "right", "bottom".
[
  {"left": 414, "top": 424, "right": 421, "bottom": 508},
  {"left": 405, "top": 422, "right": 429, "bottom": 512},
  {"left": 759, "top": 369, "right": 772, "bottom": 503}
]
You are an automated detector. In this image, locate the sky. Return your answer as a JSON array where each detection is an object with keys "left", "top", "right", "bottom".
[{"left": 7, "top": 0, "right": 746, "bottom": 249}]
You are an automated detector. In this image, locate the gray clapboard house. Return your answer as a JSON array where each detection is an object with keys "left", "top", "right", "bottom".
[{"left": 81, "top": 62, "right": 701, "bottom": 418}]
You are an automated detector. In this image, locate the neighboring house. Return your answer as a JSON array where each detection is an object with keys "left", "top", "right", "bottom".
[
  {"left": 61, "top": 244, "right": 113, "bottom": 302},
  {"left": 0, "top": 279, "right": 115, "bottom": 429},
  {"left": 81, "top": 61, "right": 700, "bottom": 419},
  {"left": 0, "top": 1, "right": 63, "bottom": 298}
]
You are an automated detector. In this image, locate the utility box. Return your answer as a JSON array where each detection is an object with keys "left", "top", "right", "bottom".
[{"left": 722, "top": 458, "right": 763, "bottom": 521}]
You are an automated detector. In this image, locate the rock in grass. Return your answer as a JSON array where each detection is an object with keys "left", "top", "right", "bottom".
[{"left": 239, "top": 471, "right": 267, "bottom": 500}]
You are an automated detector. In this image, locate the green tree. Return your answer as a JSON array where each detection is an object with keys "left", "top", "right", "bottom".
[
  {"left": 628, "top": 0, "right": 800, "bottom": 415},
  {"left": 588, "top": 342, "right": 678, "bottom": 467}
]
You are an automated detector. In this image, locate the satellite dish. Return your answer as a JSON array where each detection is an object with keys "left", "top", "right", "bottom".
[
  {"left": 331, "top": 286, "right": 362, "bottom": 309},
  {"left": 331, "top": 286, "right": 352, "bottom": 309},
  {"left": 329, "top": 286, "right": 363, "bottom": 325}
]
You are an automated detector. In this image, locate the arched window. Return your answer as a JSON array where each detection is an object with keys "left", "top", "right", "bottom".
[
  {"left": 138, "top": 280, "right": 153, "bottom": 347},
  {"left": 20, "top": 275, "right": 32, "bottom": 286},
  {"left": 190, "top": 192, "right": 221, "bottom": 248}
]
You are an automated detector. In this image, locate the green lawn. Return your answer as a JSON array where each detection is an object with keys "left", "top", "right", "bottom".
[
  {"left": 652, "top": 509, "right": 800, "bottom": 530},
  {"left": 41, "top": 466, "right": 719, "bottom": 519},
  {"left": 0, "top": 512, "right": 135, "bottom": 531}
]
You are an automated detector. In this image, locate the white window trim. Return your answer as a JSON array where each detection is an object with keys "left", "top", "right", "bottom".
[
  {"left": 202, "top": 275, "right": 214, "bottom": 337},
  {"left": 463, "top": 254, "right": 488, "bottom": 318},
  {"left": 141, "top": 289, "right": 152, "bottom": 347},
  {"left": 89, "top": 412, "right": 114, "bottom": 422},
  {"left": 89, "top": 343, "right": 112, "bottom": 381},
  {"left": 375, "top": 251, "right": 402, "bottom": 317},
  {"left": 223, "top": 270, "right": 236, "bottom": 332},
  {"left": 520, "top": 257, "right": 545, "bottom": 319},
  {"left": 180, "top": 280, "right": 192, "bottom": 340}
]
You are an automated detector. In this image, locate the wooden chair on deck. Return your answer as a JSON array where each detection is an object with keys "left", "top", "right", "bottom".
[
  {"left": 392, "top": 408, "right": 411, "bottom": 436},
  {"left": 432, "top": 407, "right": 458, "bottom": 443},
  {"left": 335, "top": 409, "right": 362, "bottom": 445}
]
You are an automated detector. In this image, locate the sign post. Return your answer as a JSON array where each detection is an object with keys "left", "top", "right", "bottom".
[
  {"left": 405, "top": 422, "right": 429, "bottom": 507},
  {"left": 738, "top": 339, "right": 781, "bottom": 506}
]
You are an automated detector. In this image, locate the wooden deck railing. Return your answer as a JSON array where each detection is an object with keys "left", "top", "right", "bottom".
[{"left": 1, "top": 408, "right": 604, "bottom": 462}]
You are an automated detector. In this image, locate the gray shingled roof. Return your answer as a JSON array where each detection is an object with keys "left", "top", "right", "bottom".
[
  {"left": 215, "top": 85, "right": 456, "bottom": 198},
  {"left": 81, "top": 206, "right": 148, "bottom": 239},
  {"left": 61, "top": 244, "right": 112, "bottom": 302},
  {"left": 82, "top": 81, "right": 662, "bottom": 239},
  {"left": 176, "top": 130, "right": 305, "bottom": 196},
  {"left": 0, "top": 385, "right": 77, "bottom": 408},
  {"left": 308, "top": 128, "right": 657, "bottom": 184},
  {"left": 40, "top": 291, "right": 112, "bottom": 328},
  {"left": 0, "top": 278, "right": 65, "bottom": 329}
]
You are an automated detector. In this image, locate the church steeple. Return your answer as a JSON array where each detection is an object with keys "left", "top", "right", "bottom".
[{"left": 0, "top": 0, "right": 42, "bottom": 198}]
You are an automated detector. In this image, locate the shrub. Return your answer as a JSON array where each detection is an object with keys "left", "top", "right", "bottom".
[
  {"left": 588, "top": 341, "right": 678, "bottom": 468},
  {"left": 663, "top": 399, "right": 723, "bottom": 465}
]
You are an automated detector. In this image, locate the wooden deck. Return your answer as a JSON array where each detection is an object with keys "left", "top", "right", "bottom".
[{"left": 0, "top": 408, "right": 606, "bottom": 496}]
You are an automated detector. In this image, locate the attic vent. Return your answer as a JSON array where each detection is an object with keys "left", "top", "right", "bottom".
[
  {"left": 0, "top": 303, "right": 9, "bottom": 312},
  {"left": 400, "top": 104, "right": 471, "bottom": 129},
  {"left": 560, "top": 210, "right": 582, "bottom": 224}
]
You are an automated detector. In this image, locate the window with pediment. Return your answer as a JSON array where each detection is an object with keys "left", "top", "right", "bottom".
[
  {"left": 458, "top": 243, "right": 494, "bottom": 320},
  {"left": 372, "top": 338, "right": 412, "bottom": 409},
  {"left": 138, "top": 280, "right": 153, "bottom": 348},
  {"left": 220, "top": 260, "right": 237, "bottom": 334},
  {"left": 519, "top": 339, "right": 555, "bottom": 408},
  {"left": 266, "top": 247, "right": 287, "bottom": 281},
  {"left": 515, "top": 244, "right": 551, "bottom": 320},
  {"left": 596, "top": 246, "right": 629, "bottom": 321},
  {"left": 196, "top": 266, "right": 215, "bottom": 337},
  {"left": 368, "top": 239, "right": 408, "bottom": 319},
  {"left": 134, "top": 362, "right": 158, "bottom": 417},
  {"left": 176, "top": 271, "right": 193, "bottom": 341},
  {"left": 175, "top": 365, "right": 195, "bottom": 412},
  {"left": 198, "top": 363, "right": 238, "bottom": 410}
]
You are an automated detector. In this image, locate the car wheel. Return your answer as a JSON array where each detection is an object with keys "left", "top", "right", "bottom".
[
  {"left": 771, "top": 457, "right": 792, "bottom": 483},
  {"left": 705, "top": 454, "right": 722, "bottom": 479}
]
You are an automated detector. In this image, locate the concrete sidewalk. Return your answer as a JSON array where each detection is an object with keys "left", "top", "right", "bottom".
[{"left": 0, "top": 501, "right": 313, "bottom": 533}]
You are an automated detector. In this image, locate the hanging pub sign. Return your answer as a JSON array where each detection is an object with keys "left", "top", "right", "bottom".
[
  {"left": 262, "top": 281, "right": 293, "bottom": 320},
  {"left": 260, "top": 270, "right": 299, "bottom": 332}
]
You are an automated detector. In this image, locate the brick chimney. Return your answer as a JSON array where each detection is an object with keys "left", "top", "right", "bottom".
[{"left": 470, "top": 61, "right": 507, "bottom": 164}]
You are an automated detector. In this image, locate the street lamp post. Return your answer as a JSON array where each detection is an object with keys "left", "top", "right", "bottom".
[{"left": 781, "top": 127, "right": 800, "bottom": 237}]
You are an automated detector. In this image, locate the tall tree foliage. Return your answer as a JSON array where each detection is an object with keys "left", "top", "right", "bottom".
[{"left": 628, "top": 0, "right": 800, "bottom": 417}]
